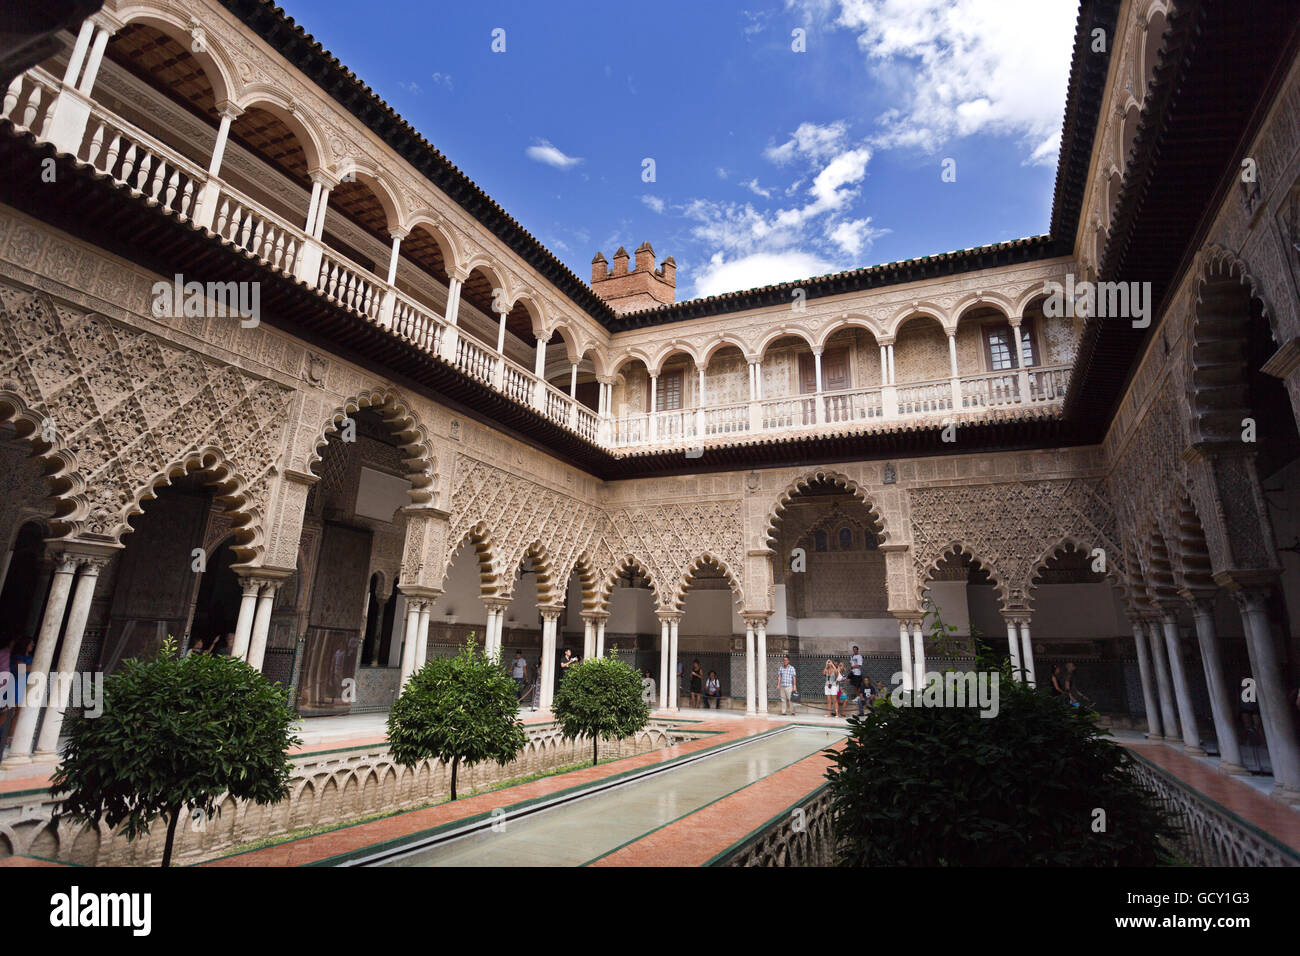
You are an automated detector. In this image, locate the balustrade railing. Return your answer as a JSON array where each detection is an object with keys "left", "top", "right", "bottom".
[
  {"left": 896, "top": 379, "right": 953, "bottom": 416},
  {"left": 389, "top": 290, "right": 444, "bottom": 353},
  {"left": 1028, "top": 365, "right": 1070, "bottom": 402},
  {"left": 213, "top": 187, "right": 304, "bottom": 273},
  {"left": 3, "top": 70, "right": 57, "bottom": 138},
  {"left": 704, "top": 402, "right": 750, "bottom": 438},
  {"left": 823, "top": 387, "right": 883, "bottom": 423},
  {"left": 501, "top": 363, "right": 533, "bottom": 406},
  {"left": 961, "top": 370, "right": 1022, "bottom": 408},
  {"left": 317, "top": 248, "right": 380, "bottom": 317},
  {"left": 761, "top": 396, "right": 816, "bottom": 431},
  {"left": 455, "top": 336, "right": 498, "bottom": 384}
]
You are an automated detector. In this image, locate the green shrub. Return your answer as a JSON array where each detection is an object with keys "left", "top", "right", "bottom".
[
  {"left": 552, "top": 652, "right": 650, "bottom": 766},
  {"left": 387, "top": 638, "right": 527, "bottom": 800},
  {"left": 825, "top": 677, "right": 1176, "bottom": 866},
  {"left": 51, "top": 638, "right": 299, "bottom": 867}
]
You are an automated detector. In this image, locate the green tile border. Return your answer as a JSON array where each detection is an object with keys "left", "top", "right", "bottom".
[{"left": 702, "top": 781, "right": 832, "bottom": 867}]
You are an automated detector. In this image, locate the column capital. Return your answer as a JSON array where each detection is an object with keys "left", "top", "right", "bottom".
[
  {"left": 877, "top": 336, "right": 896, "bottom": 348},
  {"left": 538, "top": 604, "right": 565, "bottom": 622},
  {"left": 1178, "top": 587, "right": 1218, "bottom": 614},
  {"left": 389, "top": 228, "right": 410, "bottom": 242},
  {"left": 580, "top": 610, "right": 609, "bottom": 624},
  {"left": 481, "top": 596, "right": 512, "bottom": 612},
  {"left": 308, "top": 168, "right": 340, "bottom": 189},
  {"left": 655, "top": 609, "right": 684, "bottom": 623},
  {"left": 89, "top": 10, "right": 127, "bottom": 34},
  {"left": 740, "top": 611, "right": 771, "bottom": 627},
  {"left": 213, "top": 101, "right": 245, "bottom": 121},
  {"left": 398, "top": 584, "right": 441, "bottom": 602}
]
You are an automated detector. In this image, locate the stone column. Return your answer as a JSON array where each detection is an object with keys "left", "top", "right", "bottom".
[
  {"left": 539, "top": 609, "right": 561, "bottom": 710},
  {"left": 755, "top": 618, "right": 769, "bottom": 714},
  {"left": 229, "top": 575, "right": 261, "bottom": 660},
  {"left": 594, "top": 616, "right": 607, "bottom": 657},
  {"left": 1011, "top": 321, "right": 1031, "bottom": 399},
  {"left": 1158, "top": 606, "right": 1205, "bottom": 755},
  {"left": 1006, "top": 617, "right": 1023, "bottom": 682},
  {"left": 1233, "top": 586, "right": 1300, "bottom": 801},
  {"left": 1019, "top": 620, "right": 1036, "bottom": 688},
  {"left": 2, "top": 554, "right": 78, "bottom": 765},
  {"left": 898, "top": 619, "right": 913, "bottom": 692},
  {"left": 34, "top": 556, "right": 106, "bottom": 757},
  {"left": 1130, "top": 617, "right": 1163, "bottom": 739},
  {"left": 582, "top": 615, "right": 595, "bottom": 659},
  {"left": 744, "top": 621, "right": 756, "bottom": 714},
  {"left": 399, "top": 597, "right": 425, "bottom": 688},
  {"left": 246, "top": 580, "right": 281, "bottom": 672},
  {"left": 1145, "top": 617, "right": 1181, "bottom": 743},
  {"left": 911, "top": 620, "right": 926, "bottom": 690},
  {"left": 668, "top": 615, "right": 681, "bottom": 712},
  {"left": 657, "top": 613, "right": 670, "bottom": 710},
  {"left": 947, "top": 330, "right": 962, "bottom": 409},
  {"left": 1183, "top": 591, "right": 1244, "bottom": 773}
]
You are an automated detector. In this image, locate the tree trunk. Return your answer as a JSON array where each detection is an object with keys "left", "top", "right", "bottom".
[
  {"left": 593, "top": 735, "right": 598, "bottom": 767},
  {"left": 162, "top": 804, "right": 181, "bottom": 868},
  {"left": 450, "top": 755, "right": 459, "bottom": 801}
]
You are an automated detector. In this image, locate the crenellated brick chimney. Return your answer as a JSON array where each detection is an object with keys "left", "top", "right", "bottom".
[{"left": 590, "top": 241, "right": 675, "bottom": 313}]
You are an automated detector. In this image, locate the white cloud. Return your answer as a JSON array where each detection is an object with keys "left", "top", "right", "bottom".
[
  {"left": 764, "top": 121, "right": 849, "bottom": 165},
  {"left": 641, "top": 195, "right": 665, "bottom": 214},
  {"left": 826, "top": 217, "right": 884, "bottom": 257},
  {"left": 788, "top": 0, "right": 1076, "bottom": 162},
  {"left": 430, "top": 72, "right": 453, "bottom": 92},
  {"left": 693, "top": 251, "right": 841, "bottom": 298},
  {"left": 742, "top": 178, "right": 772, "bottom": 198},
  {"left": 396, "top": 80, "right": 421, "bottom": 95},
  {"left": 525, "top": 139, "right": 583, "bottom": 170}
]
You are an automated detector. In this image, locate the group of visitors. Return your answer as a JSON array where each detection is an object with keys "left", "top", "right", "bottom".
[
  {"left": 509, "top": 647, "right": 582, "bottom": 711},
  {"left": 183, "top": 632, "right": 234, "bottom": 657},
  {"left": 1048, "top": 662, "right": 1092, "bottom": 708}
]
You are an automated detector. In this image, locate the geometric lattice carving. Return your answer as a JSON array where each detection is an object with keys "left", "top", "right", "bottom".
[{"left": 0, "top": 282, "right": 291, "bottom": 560}]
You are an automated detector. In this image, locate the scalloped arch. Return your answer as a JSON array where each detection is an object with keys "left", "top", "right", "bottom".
[
  {"left": 308, "top": 388, "right": 437, "bottom": 507},
  {"left": 0, "top": 387, "right": 86, "bottom": 540},
  {"left": 672, "top": 552, "right": 744, "bottom": 611},
  {"left": 763, "top": 469, "right": 890, "bottom": 550},
  {"left": 597, "top": 553, "right": 662, "bottom": 612}
]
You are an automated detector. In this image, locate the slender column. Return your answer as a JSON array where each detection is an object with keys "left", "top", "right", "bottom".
[
  {"left": 755, "top": 620, "right": 768, "bottom": 713},
  {"left": 569, "top": 363, "right": 578, "bottom": 399},
  {"left": 207, "top": 110, "right": 236, "bottom": 178},
  {"left": 3, "top": 555, "right": 77, "bottom": 764},
  {"left": 304, "top": 180, "right": 323, "bottom": 234},
  {"left": 1019, "top": 621, "right": 1036, "bottom": 687},
  {"left": 879, "top": 345, "right": 888, "bottom": 383},
  {"left": 1184, "top": 593, "right": 1244, "bottom": 773},
  {"left": 582, "top": 616, "right": 595, "bottom": 659},
  {"left": 61, "top": 20, "right": 96, "bottom": 87},
  {"left": 595, "top": 617, "right": 607, "bottom": 657},
  {"left": 246, "top": 581, "right": 280, "bottom": 672},
  {"left": 194, "top": 106, "right": 243, "bottom": 229},
  {"left": 658, "top": 615, "right": 670, "bottom": 709},
  {"left": 1130, "top": 617, "right": 1163, "bottom": 739},
  {"left": 744, "top": 622, "right": 756, "bottom": 714},
  {"left": 399, "top": 598, "right": 423, "bottom": 688},
  {"left": 1011, "top": 321, "right": 1031, "bottom": 399},
  {"left": 1159, "top": 608, "right": 1204, "bottom": 755},
  {"left": 898, "top": 620, "right": 913, "bottom": 693},
  {"left": 648, "top": 374, "right": 658, "bottom": 441},
  {"left": 911, "top": 621, "right": 926, "bottom": 690},
  {"left": 1006, "top": 618, "right": 1023, "bottom": 682},
  {"left": 696, "top": 365, "right": 707, "bottom": 436},
  {"left": 312, "top": 186, "right": 332, "bottom": 239},
  {"left": 1234, "top": 587, "right": 1300, "bottom": 799},
  {"left": 415, "top": 601, "right": 431, "bottom": 669},
  {"left": 539, "top": 610, "right": 560, "bottom": 710},
  {"left": 34, "top": 558, "right": 105, "bottom": 757},
  {"left": 230, "top": 576, "right": 261, "bottom": 660},
  {"left": 385, "top": 232, "right": 405, "bottom": 286},
  {"left": 76, "top": 25, "right": 111, "bottom": 96},
  {"left": 947, "top": 331, "right": 959, "bottom": 377},
  {"left": 812, "top": 347, "right": 826, "bottom": 425},
  {"left": 668, "top": 617, "right": 680, "bottom": 712},
  {"left": 813, "top": 349, "right": 824, "bottom": 393},
  {"left": 886, "top": 344, "right": 896, "bottom": 384},
  {"left": 439, "top": 277, "right": 463, "bottom": 358},
  {"left": 1145, "top": 618, "right": 1180, "bottom": 742},
  {"left": 496, "top": 311, "right": 508, "bottom": 353}
]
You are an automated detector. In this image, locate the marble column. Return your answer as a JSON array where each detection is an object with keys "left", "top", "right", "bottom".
[
  {"left": 34, "top": 557, "right": 105, "bottom": 757},
  {"left": 1130, "top": 617, "right": 1163, "bottom": 740},
  {"left": 911, "top": 621, "right": 926, "bottom": 690},
  {"left": 539, "top": 610, "right": 560, "bottom": 710},
  {"left": 1019, "top": 620, "right": 1036, "bottom": 688},
  {"left": 230, "top": 576, "right": 261, "bottom": 660},
  {"left": 1145, "top": 618, "right": 1181, "bottom": 743},
  {"left": 246, "top": 580, "right": 280, "bottom": 672},
  {"left": 399, "top": 598, "right": 424, "bottom": 688},
  {"left": 594, "top": 616, "right": 607, "bottom": 657},
  {"left": 668, "top": 616, "right": 680, "bottom": 712},
  {"left": 1006, "top": 617, "right": 1023, "bottom": 682},
  {"left": 898, "top": 619, "right": 913, "bottom": 693},
  {"left": 1234, "top": 587, "right": 1300, "bottom": 801},
  {"left": 1159, "top": 607, "right": 1205, "bottom": 755},
  {"left": 415, "top": 601, "right": 432, "bottom": 670},
  {"left": 755, "top": 619, "right": 768, "bottom": 714},
  {"left": 745, "top": 621, "right": 756, "bottom": 714},
  {"left": 657, "top": 615, "right": 670, "bottom": 710},
  {"left": 1184, "top": 592, "right": 1244, "bottom": 773},
  {"left": 3, "top": 554, "right": 77, "bottom": 764}
]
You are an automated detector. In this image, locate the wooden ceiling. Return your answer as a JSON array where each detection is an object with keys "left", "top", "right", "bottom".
[{"left": 105, "top": 23, "right": 218, "bottom": 121}]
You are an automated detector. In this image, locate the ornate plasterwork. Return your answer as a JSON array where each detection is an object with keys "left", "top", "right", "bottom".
[
  {"left": 909, "top": 478, "right": 1120, "bottom": 610},
  {"left": 0, "top": 283, "right": 291, "bottom": 559}
]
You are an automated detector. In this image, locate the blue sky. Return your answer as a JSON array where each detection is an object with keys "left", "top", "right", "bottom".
[{"left": 277, "top": 0, "right": 1079, "bottom": 299}]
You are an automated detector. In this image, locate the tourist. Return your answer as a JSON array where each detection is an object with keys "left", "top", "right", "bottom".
[
  {"left": 776, "top": 655, "right": 797, "bottom": 715},
  {"left": 849, "top": 644, "right": 864, "bottom": 693},
  {"left": 1065, "top": 662, "right": 1092, "bottom": 708},
  {"left": 642, "top": 669, "right": 656, "bottom": 706},
  {"left": 511, "top": 650, "right": 527, "bottom": 697},
  {"left": 823, "top": 658, "right": 840, "bottom": 717},
  {"left": 1050, "top": 663, "right": 1066, "bottom": 698},
  {"left": 559, "top": 647, "right": 578, "bottom": 683},
  {"left": 689, "top": 659, "right": 703, "bottom": 708},
  {"left": 704, "top": 670, "right": 721, "bottom": 709}
]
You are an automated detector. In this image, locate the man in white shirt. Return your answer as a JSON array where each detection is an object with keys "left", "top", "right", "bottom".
[{"left": 849, "top": 645, "right": 864, "bottom": 694}]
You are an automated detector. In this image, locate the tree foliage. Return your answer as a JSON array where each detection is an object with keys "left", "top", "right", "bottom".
[
  {"left": 386, "top": 639, "right": 527, "bottom": 800},
  {"left": 50, "top": 638, "right": 300, "bottom": 867},
  {"left": 551, "top": 653, "right": 650, "bottom": 766},
  {"left": 825, "top": 677, "right": 1176, "bottom": 866}
]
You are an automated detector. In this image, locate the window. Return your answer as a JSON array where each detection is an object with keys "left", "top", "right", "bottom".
[
  {"left": 838, "top": 527, "right": 854, "bottom": 550},
  {"left": 798, "top": 347, "right": 850, "bottom": 393},
  {"left": 813, "top": 530, "right": 828, "bottom": 552},
  {"left": 983, "top": 319, "right": 1036, "bottom": 371},
  {"left": 647, "top": 369, "right": 683, "bottom": 411}
]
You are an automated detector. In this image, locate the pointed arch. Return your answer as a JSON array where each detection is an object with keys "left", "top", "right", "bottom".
[
  {"left": 503, "top": 539, "right": 558, "bottom": 605},
  {"left": 1026, "top": 533, "right": 1126, "bottom": 598},
  {"left": 308, "top": 388, "right": 438, "bottom": 507},
  {"left": 597, "top": 554, "right": 659, "bottom": 613},
  {"left": 442, "top": 522, "right": 501, "bottom": 597},
  {"left": 0, "top": 386, "right": 85, "bottom": 539},
  {"left": 763, "top": 469, "right": 890, "bottom": 550},
  {"left": 559, "top": 550, "right": 601, "bottom": 613},
  {"left": 917, "top": 542, "right": 1009, "bottom": 607},
  {"left": 673, "top": 552, "right": 744, "bottom": 611}
]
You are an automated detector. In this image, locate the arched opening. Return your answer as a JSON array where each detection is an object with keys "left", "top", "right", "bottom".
[
  {"left": 677, "top": 557, "right": 743, "bottom": 710},
  {"left": 296, "top": 407, "right": 414, "bottom": 717},
  {"left": 0, "top": 521, "right": 51, "bottom": 647},
  {"left": 923, "top": 546, "right": 999, "bottom": 653},
  {"left": 769, "top": 476, "right": 890, "bottom": 696},
  {"left": 186, "top": 536, "right": 243, "bottom": 655},
  {"left": 601, "top": 558, "right": 659, "bottom": 693}
]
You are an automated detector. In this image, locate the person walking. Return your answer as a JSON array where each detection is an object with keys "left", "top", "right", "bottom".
[
  {"left": 689, "top": 659, "right": 704, "bottom": 708},
  {"left": 849, "top": 645, "right": 864, "bottom": 694},
  {"left": 776, "top": 655, "right": 797, "bottom": 715},
  {"left": 704, "top": 670, "right": 722, "bottom": 709},
  {"left": 511, "top": 650, "right": 527, "bottom": 699}
]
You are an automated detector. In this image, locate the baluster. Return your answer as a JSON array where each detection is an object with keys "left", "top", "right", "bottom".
[
  {"left": 85, "top": 124, "right": 105, "bottom": 166},
  {"left": 3, "top": 77, "right": 21, "bottom": 119},
  {"left": 250, "top": 219, "right": 265, "bottom": 259},
  {"left": 163, "top": 169, "right": 180, "bottom": 209},
  {"left": 327, "top": 264, "right": 341, "bottom": 299},
  {"left": 20, "top": 85, "right": 41, "bottom": 129},
  {"left": 134, "top": 152, "right": 153, "bottom": 192},
  {"left": 284, "top": 239, "right": 297, "bottom": 272},
  {"left": 118, "top": 143, "right": 138, "bottom": 186},
  {"left": 272, "top": 233, "right": 285, "bottom": 269},
  {"left": 148, "top": 157, "right": 167, "bottom": 202},
  {"left": 102, "top": 133, "right": 122, "bottom": 177},
  {"left": 178, "top": 179, "right": 194, "bottom": 219},
  {"left": 238, "top": 211, "right": 254, "bottom": 250}
]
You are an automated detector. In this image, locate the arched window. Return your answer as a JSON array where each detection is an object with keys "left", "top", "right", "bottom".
[
  {"left": 814, "top": 530, "right": 828, "bottom": 553},
  {"left": 839, "top": 527, "right": 854, "bottom": 550}
]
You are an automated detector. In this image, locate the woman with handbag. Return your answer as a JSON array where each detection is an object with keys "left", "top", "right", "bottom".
[{"left": 823, "top": 658, "right": 840, "bottom": 717}]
